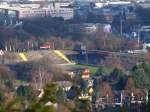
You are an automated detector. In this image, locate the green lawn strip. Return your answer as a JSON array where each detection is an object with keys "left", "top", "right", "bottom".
[
  {"left": 103, "top": 67, "right": 113, "bottom": 74},
  {"left": 15, "top": 80, "right": 28, "bottom": 85},
  {"left": 112, "top": 51, "right": 129, "bottom": 57},
  {"left": 67, "top": 64, "right": 98, "bottom": 74}
]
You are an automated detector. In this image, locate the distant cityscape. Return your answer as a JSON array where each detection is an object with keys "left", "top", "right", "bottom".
[
  {"left": 0, "top": 0, "right": 149, "bottom": 112},
  {"left": 0, "top": 0, "right": 150, "bottom": 43}
]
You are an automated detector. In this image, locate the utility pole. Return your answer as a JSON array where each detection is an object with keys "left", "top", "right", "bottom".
[
  {"left": 138, "top": 30, "right": 140, "bottom": 47},
  {"left": 120, "top": 15, "right": 123, "bottom": 36},
  {"left": 81, "top": 45, "right": 88, "bottom": 65},
  {"left": 137, "top": 24, "right": 141, "bottom": 47},
  {"left": 120, "top": 7, "right": 126, "bottom": 36},
  {"left": 86, "top": 48, "right": 88, "bottom": 65}
]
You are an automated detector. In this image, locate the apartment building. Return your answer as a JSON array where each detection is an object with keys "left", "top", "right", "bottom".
[{"left": 0, "top": 2, "right": 74, "bottom": 20}]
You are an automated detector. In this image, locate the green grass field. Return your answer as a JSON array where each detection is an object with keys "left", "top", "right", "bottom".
[{"left": 67, "top": 64, "right": 98, "bottom": 74}]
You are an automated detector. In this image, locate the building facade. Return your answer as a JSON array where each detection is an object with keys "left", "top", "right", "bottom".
[{"left": 0, "top": 2, "right": 74, "bottom": 20}]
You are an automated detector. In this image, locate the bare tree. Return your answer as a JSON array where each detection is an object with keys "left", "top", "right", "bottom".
[
  {"left": 104, "top": 55, "right": 123, "bottom": 70},
  {"left": 31, "top": 58, "right": 53, "bottom": 90},
  {"left": 96, "top": 82, "right": 114, "bottom": 104},
  {"left": 0, "top": 65, "right": 16, "bottom": 82},
  {"left": 31, "top": 57, "right": 64, "bottom": 89},
  {"left": 124, "top": 76, "right": 135, "bottom": 91}
]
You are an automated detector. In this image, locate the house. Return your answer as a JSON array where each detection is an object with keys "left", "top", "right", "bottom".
[{"left": 56, "top": 81, "right": 72, "bottom": 91}]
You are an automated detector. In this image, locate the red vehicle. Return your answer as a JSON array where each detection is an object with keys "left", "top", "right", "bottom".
[{"left": 40, "top": 44, "right": 51, "bottom": 49}]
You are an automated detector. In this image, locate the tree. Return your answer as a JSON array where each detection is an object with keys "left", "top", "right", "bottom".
[
  {"left": 124, "top": 76, "right": 135, "bottom": 91},
  {"left": 116, "top": 76, "right": 127, "bottom": 90},
  {"left": 25, "top": 101, "right": 56, "bottom": 112},
  {"left": 0, "top": 65, "right": 16, "bottom": 93},
  {"left": 141, "top": 91, "right": 150, "bottom": 112},
  {"left": 26, "top": 82, "right": 70, "bottom": 112},
  {"left": 0, "top": 97, "right": 21, "bottom": 112},
  {"left": 5, "top": 38, "right": 21, "bottom": 52},
  {"left": 74, "top": 99, "right": 91, "bottom": 112},
  {"left": 110, "top": 68, "right": 124, "bottom": 81},
  {"left": 95, "top": 66, "right": 105, "bottom": 76},
  {"left": 23, "top": 17, "right": 69, "bottom": 37},
  {"left": 131, "top": 63, "right": 150, "bottom": 89},
  {"left": 0, "top": 91, "right": 5, "bottom": 102},
  {"left": 141, "top": 62, "right": 150, "bottom": 75},
  {"left": 4, "top": 80, "right": 14, "bottom": 91},
  {"left": 16, "top": 85, "right": 35, "bottom": 101},
  {"left": 110, "top": 68, "right": 127, "bottom": 90},
  {"left": 40, "top": 83, "right": 58, "bottom": 103},
  {"left": 31, "top": 59, "right": 53, "bottom": 89},
  {"left": 104, "top": 55, "right": 123, "bottom": 69},
  {"left": 97, "top": 82, "right": 114, "bottom": 103},
  {"left": 56, "top": 87, "right": 65, "bottom": 102},
  {"left": 0, "top": 65, "right": 16, "bottom": 82},
  {"left": 120, "top": 105, "right": 128, "bottom": 112}
]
